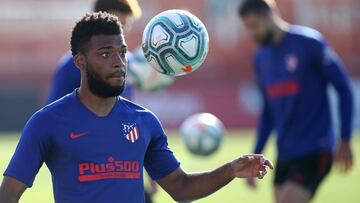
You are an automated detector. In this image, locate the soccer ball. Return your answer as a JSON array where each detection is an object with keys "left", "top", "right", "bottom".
[
  {"left": 142, "top": 9, "right": 209, "bottom": 77},
  {"left": 128, "top": 47, "right": 174, "bottom": 92},
  {"left": 180, "top": 113, "right": 224, "bottom": 156}
]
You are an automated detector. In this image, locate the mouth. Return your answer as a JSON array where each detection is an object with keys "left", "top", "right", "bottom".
[{"left": 108, "top": 71, "right": 126, "bottom": 79}]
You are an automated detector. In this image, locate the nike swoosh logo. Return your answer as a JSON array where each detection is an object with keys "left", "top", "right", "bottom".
[{"left": 69, "top": 132, "right": 88, "bottom": 139}]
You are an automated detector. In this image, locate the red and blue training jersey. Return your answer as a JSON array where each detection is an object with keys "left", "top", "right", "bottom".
[
  {"left": 4, "top": 90, "right": 180, "bottom": 203},
  {"left": 254, "top": 25, "right": 354, "bottom": 161}
]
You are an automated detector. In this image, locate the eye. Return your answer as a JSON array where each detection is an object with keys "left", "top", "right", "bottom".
[
  {"left": 119, "top": 50, "right": 127, "bottom": 57},
  {"left": 101, "top": 52, "right": 111, "bottom": 58}
]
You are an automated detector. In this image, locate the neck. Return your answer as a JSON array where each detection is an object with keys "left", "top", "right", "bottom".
[
  {"left": 77, "top": 86, "right": 116, "bottom": 117},
  {"left": 271, "top": 15, "right": 289, "bottom": 44}
]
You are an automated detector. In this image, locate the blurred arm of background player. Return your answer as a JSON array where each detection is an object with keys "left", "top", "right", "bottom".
[
  {"left": 157, "top": 154, "right": 273, "bottom": 202},
  {"left": 246, "top": 81, "right": 274, "bottom": 189},
  {"left": 246, "top": 57, "right": 275, "bottom": 189},
  {"left": 317, "top": 42, "right": 354, "bottom": 173}
]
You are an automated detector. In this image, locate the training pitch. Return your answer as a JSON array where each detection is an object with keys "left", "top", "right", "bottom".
[{"left": 0, "top": 131, "right": 359, "bottom": 203}]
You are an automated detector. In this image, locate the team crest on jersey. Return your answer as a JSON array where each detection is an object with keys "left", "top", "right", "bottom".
[
  {"left": 285, "top": 54, "right": 298, "bottom": 72},
  {"left": 122, "top": 122, "right": 140, "bottom": 143}
]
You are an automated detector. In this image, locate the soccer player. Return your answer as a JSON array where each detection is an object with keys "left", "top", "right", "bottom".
[
  {"left": 47, "top": 0, "right": 142, "bottom": 103},
  {"left": 46, "top": 1, "right": 159, "bottom": 202},
  {"left": 238, "top": 1, "right": 354, "bottom": 203},
  {"left": 0, "top": 12, "right": 273, "bottom": 203}
]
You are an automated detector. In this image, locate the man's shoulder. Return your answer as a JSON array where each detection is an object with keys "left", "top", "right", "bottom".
[
  {"left": 287, "top": 25, "right": 324, "bottom": 44},
  {"left": 119, "top": 97, "right": 151, "bottom": 114},
  {"left": 57, "top": 51, "right": 75, "bottom": 67},
  {"left": 55, "top": 51, "right": 79, "bottom": 77},
  {"left": 118, "top": 97, "right": 159, "bottom": 122},
  {"left": 255, "top": 25, "right": 325, "bottom": 59},
  {"left": 53, "top": 52, "right": 80, "bottom": 83},
  {"left": 38, "top": 93, "right": 75, "bottom": 120}
]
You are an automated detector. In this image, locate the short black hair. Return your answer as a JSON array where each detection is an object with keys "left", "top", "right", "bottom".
[
  {"left": 93, "top": 0, "right": 142, "bottom": 18},
  {"left": 70, "top": 12, "right": 123, "bottom": 57},
  {"left": 238, "top": 0, "right": 272, "bottom": 17}
]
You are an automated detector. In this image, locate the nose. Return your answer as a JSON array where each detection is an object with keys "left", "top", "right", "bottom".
[{"left": 113, "top": 53, "right": 127, "bottom": 69}]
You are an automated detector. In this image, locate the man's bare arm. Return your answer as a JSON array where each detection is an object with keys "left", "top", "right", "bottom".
[
  {"left": 157, "top": 154, "right": 273, "bottom": 202},
  {"left": 0, "top": 177, "right": 27, "bottom": 203}
]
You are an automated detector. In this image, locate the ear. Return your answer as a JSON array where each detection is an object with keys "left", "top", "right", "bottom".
[{"left": 74, "top": 54, "right": 86, "bottom": 70}]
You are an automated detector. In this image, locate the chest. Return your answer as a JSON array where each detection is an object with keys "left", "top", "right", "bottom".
[
  {"left": 51, "top": 117, "right": 150, "bottom": 164},
  {"left": 256, "top": 46, "right": 312, "bottom": 100},
  {"left": 257, "top": 45, "right": 310, "bottom": 85}
]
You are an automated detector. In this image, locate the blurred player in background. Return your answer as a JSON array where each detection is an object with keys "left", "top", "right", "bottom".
[
  {"left": 0, "top": 12, "right": 273, "bottom": 203},
  {"left": 238, "top": 0, "right": 354, "bottom": 203},
  {"left": 47, "top": 0, "right": 142, "bottom": 103}
]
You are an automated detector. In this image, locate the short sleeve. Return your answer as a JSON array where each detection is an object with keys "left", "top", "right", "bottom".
[
  {"left": 3, "top": 111, "right": 51, "bottom": 187},
  {"left": 253, "top": 53, "right": 274, "bottom": 154},
  {"left": 144, "top": 112, "right": 180, "bottom": 180}
]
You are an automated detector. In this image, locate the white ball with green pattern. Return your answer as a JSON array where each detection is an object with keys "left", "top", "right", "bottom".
[
  {"left": 180, "top": 113, "right": 224, "bottom": 156},
  {"left": 142, "top": 9, "right": 209, "bottom": 77}
]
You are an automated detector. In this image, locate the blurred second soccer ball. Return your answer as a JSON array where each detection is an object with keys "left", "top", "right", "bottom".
[{"left": 180, "top": 113, "right": 224, "bottom": 156}]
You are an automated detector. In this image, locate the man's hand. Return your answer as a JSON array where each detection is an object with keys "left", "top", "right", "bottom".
[
  {"left": 231, "top": 154, "right": 273, "bottom": 179},
  {"left": 335, "top": 140, "right": 353, "bottom": 173}
]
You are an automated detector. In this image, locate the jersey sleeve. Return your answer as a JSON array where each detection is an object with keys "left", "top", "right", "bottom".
[
  {"left": 47, "top": 52, "right": 81, "bottom": 104},
  {"left": 3, "top": 111, "right": 52, "bottom": 187},
  {"left": 254, "top": 88, "right": 274, "bottom": 154},
  {"left": 143, "top": 112, "right": 180, "bottom": 180},
  {"left": 309, "top": 36, "right": 354, "bottom": 140},
  {"left": 253, "top": 56, "right": 274, "bottom": 154}
]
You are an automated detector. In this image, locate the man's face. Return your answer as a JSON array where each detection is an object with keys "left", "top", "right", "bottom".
[
  {"left": 83, "top": 34, "right": 128, "bottom": 98},
  {"left": 111, "top": 11, "right": 134, "bottom": 33},
  {"left": 241, "top": 12, "right": 274, "bottom": 45}
]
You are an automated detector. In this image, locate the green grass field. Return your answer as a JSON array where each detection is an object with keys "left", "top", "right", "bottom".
[{"left": 1, "top": 131, "right": 359, "bottom": 203}]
